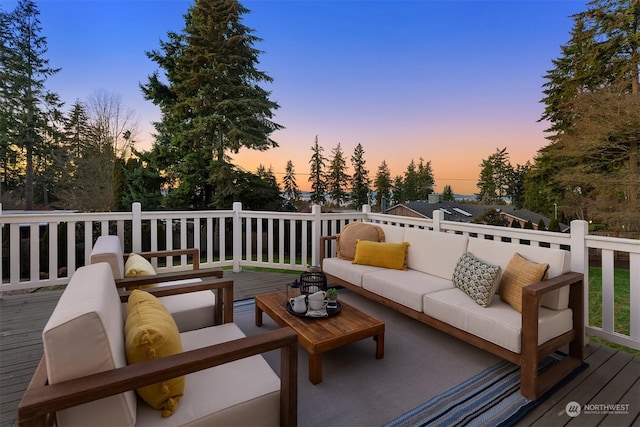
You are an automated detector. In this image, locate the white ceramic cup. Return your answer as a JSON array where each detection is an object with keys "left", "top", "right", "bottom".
[{"left": 308, "top": 299, "right": 325, "bottom": 310}]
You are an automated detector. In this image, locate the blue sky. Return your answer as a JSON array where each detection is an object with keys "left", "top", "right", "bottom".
[{"left": 2, "top": 0, "right": 589, "bottom": 193}]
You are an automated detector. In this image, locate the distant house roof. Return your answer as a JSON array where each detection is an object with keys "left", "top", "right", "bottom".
[{"left": 386, "top": 200, "right": 568, "bottom": 231}]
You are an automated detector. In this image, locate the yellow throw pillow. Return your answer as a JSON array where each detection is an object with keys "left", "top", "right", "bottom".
[
  {"left": 125, "top": 290, "right": 185, "bottom": 417},
  {"left": 499, "top": 253, "right": 549, "bottom": 312},
  {"left": 337, "top": 222, "right": 385, "bottom": 260},
  {"left": 352, "top": 240, "right": 409, "bottom": 270},
  {"left": 124, "top": 253, "right": 157, "bottom": 289}
]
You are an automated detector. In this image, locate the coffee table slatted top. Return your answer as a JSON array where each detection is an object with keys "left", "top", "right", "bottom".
[{"left": 255, "top": 291, "right": 384, "bottom": 384}]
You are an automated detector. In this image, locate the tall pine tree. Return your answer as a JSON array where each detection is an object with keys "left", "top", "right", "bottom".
[
  {"left": 536, "top": 0, "right": 640, "bottom": 230},
  {"left": 326, "top": 143, "right": 349, "bottom": 206},
  {"left": 308, "top": 136, "right": 327, "bottom": 205},
  {"left": 350, "top": 143, "right": 370, "bottom": 209},
  {"left": 2, "top": 0, "right": 60, "bottom": 209},
  {"left": 282, "top": 159, "right": 300, "bottom": 211},
  {"left": 374, "top": 160, "right": 392, "bottom": 210},
  {"left": 142, "top": 0, "right": 282, "bottom": 209}
]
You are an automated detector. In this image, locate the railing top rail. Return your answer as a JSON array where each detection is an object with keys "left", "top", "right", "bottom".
[
  {"left": 238, "top": 211, "right": 316, "bottom": 220},
  {"left": 139, "top": 210, "right": 234, "bottom": 220},
  {"left": 586, "top": 234, "right": 640, "bottom": 253},
  {"left": 0, "top": 211, "right": 132, "bottom": 223}
]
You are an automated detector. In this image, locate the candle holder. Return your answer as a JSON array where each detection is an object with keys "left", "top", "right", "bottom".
[{"left": 298, "top": 271, "right": 327, "bottom": 295}]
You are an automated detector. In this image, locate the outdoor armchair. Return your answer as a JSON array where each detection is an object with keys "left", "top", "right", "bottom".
[
  {"left": 90, "top": 235, "right": 224, "bottom": 331},
  {"left": 18, "top": 263, "right": 298, "bottom": 427}
]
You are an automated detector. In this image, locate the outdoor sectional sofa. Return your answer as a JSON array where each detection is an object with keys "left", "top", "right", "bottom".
[{"left": 320, "top": 222, "right": 584, "bottom": 400}]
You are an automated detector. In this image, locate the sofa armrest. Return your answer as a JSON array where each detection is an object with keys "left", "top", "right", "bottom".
[
  {"left": 18, "top": 327, "right": 299, "bottom": 427},
  {"left": 129, "top": 248, "right": 201, "bottom": 270},
  {"left": 521, "top": 271, "right": 584, "bottom": 350},
  {"left": 119, "top": 277, "right": 234, "bottom": 324},
  {"left": 521, "top": 272, "right": 584, "bottom": 338},
  {"left": 319, "top": 235, "right": 338, "bottom": 268},
  {"left": 519, "top": 271, "right": 584, "bottom": 398},
  {"left": 114, "top": 268, "right": 223, "bottom": 290}
]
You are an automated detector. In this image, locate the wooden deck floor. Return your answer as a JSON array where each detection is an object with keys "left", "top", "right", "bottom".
[{"left": 1, "top": 270, "right": 638, "bottom": 426}]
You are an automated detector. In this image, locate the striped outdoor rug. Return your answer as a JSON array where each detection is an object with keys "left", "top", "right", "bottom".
[{"left": 383, "top": 353, "right": 588, "bottom": 427}]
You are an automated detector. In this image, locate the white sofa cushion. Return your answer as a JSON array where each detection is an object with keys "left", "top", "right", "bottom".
[
  {"left": 466, "top": 238, "right": 571, "bottom": 309},
  {"left": 322, "top": 257, "right": 386, "bottom": 287},
  {"left": 423, "top": 288, "right": 573, "bottom": 353},
  {"left": 43, "top": 263, "right": 137, "bottom": 427},
  {"left": 136, "top": 323, "right": 280, "bottom": 427},
  {"left": 90, "top": 235, "right": 125, "bottom": 280},
  {"left": 363, "top": 269, "right": 455, "bottom": 312},
  {"left": 372, "top": 223, "right": 406, "bottom": 243},
  {"left": 404, "top": 229, "right": 469, "bottom": 279}
]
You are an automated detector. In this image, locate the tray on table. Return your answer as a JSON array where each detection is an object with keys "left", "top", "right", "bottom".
[{"left": 286, "top": 301, "right": 342, "bottom": 318}]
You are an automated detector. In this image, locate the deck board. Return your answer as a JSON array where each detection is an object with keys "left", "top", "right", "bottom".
[{"left": 1, "top": 269, "right": 638, "bottom": 427}]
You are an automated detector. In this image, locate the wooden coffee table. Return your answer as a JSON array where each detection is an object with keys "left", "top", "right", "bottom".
[{"left": 255, "top": 291, "right": 385, "bottom": 384}]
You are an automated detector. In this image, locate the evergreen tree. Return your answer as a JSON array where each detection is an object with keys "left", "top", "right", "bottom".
[
  {"left": 403, "top": 160, "right": 418, "bottom": 201},
  {"left": 472, "top": 208, "right": 508, "bottom": 227},
  {"left": 442, "top": 184, "right": 455, "bottom": 201},
  {"left": 308, "top": 136, "right": 327, "bottom": 205},
  {"left": 477, "top": 157, "right": 497, "bottom": 204},
  {"left": 349, "top": 143, "right": 370, "bottom": 209},
  {"left": 416, "top": 158, "right": 435, "bottom": 199},
  {"left": 524, "top": 148, "right": 565, "bottom": 215},
  {"left": 523, "top": 220, "right": 534, "bottom": 229},
  {"left": 537, "top": 218, "right": 547, "bottom": 231},
  {"left": 63, "top": 101, "right": 91, "bottom": 158},
  {"left": 476, "top": 148, "right": 512, "bottom": 204},
  {"left": 120, "top": 156, "right": 164, "bottom": 210},
  {"left": 538, "top": 0, "right": 640, "bottom": 230},
  {"left": 374, "top": 160, "right": 392, "bottom": 210},
  {"left": 509, "top": 162, "right": 530, "bottom": 209},
  {"left": 326, "top": 143, "right": 349, "bottom": 206},
  {"left": 141, "top": 0, "right": 282, "bottom": 208},
  {"left": 282, "top": 159, "right": 300, "bottom": 211},
  {"left": 391, "top": 175, "right": 404, "bottom": 205},
  {"left": 548, "top": 217, "right": 561, "bottom": 232},
  {"left": 2, "top": 0, "right": 61, "bottom": 209}
]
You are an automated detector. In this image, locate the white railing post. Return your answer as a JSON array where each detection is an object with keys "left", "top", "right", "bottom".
[
  {"left": 432, "top": 210, "right": 443, "bottom": 232},
  {"left": 132, "top": 202, "right": 142, "bottom": 253},
  {"left": 570, "top": 219, "right": 589, "bottom": 344},
  {"left": 232, "top": 202, "right": 243, "bottom": 272},
  {"left": 361, "top": 204, "right": 371, "bottom": 216},
  {"left": 311, "top": 204, "right": 322, "bottom": 267}
]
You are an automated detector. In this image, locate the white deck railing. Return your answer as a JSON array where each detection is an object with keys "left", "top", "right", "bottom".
[{"left": 1, "top": 202, "right": 638, "bottom": 350}]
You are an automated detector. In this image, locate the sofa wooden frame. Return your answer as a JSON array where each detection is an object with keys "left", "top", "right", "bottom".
[
  {"left": 18, "top": 277, "right": 299, "bottom": 427},
  {"left": 321, "top": 235, "right": 584, "bottom": 401}
]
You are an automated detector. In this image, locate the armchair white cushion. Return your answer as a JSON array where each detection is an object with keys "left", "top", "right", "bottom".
[
  {"left": 43, "top": 263, "right": 137, "bottom": 427},
  {"left": 90, "top": 236, "right": 217, "bottom": 332}
]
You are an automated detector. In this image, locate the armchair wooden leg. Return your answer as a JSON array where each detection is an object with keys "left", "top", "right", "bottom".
[
  {"left": 214, "top": 288, "right": 223, "bottom": 324},
  {"left": 280, "top": 338, "right": 298, "bottom": 427}
]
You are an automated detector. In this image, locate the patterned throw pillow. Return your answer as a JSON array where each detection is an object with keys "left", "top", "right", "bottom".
[{"left": 452, "top": 252, "right": 502, "bottom": 307}]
